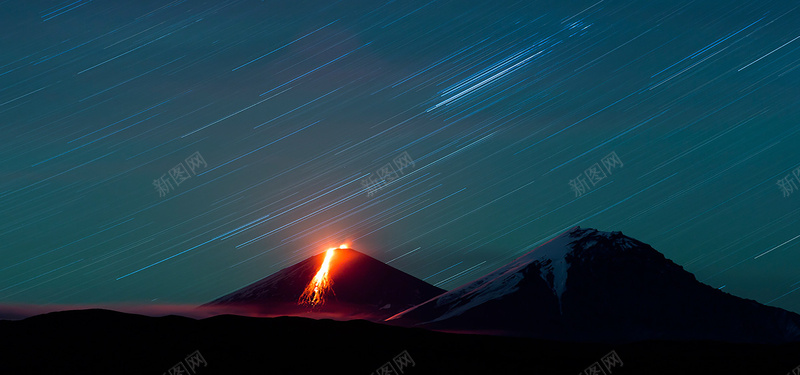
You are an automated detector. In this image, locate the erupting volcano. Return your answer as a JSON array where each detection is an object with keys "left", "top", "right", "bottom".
[
  {"left": 204, "top": 244, "right": 445, "bottom": 320},
  {"left": 298, "top": 245, "right": 346, "bottom": 307}
]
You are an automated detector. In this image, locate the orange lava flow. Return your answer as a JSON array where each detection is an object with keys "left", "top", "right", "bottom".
[{"left": 299, "top": 247, "right": 337, "bottom": 307}]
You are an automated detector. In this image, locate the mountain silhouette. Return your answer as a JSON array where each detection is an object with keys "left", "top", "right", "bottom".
[
  {"left": 388, "top": 227, "right": 800, "bottom": 343},
  {"left": 205, "top": 247, "right": 444, "bottom": 320}
]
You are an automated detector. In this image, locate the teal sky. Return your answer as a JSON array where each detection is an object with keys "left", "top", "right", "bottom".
[{"left": 2, "top": 0, "right": 800, "bottom": 314}]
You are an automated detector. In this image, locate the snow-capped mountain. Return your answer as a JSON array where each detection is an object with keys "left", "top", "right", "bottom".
[
  {"left": 387, "top": 227, "right": 800, "bottom": 343},
  {"left": 204, "top": 247, "right": 445, "bottom": 320}
]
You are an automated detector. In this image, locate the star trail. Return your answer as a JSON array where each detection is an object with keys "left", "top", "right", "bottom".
[{"left": 1, "top": 0, "right": 800, "bottom": 314}]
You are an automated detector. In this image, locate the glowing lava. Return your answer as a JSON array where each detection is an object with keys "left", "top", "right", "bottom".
[{"left": 299, "top": 246, "right": 342, "bottom": 307}]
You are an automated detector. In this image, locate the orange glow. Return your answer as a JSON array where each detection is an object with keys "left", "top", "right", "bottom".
[
  {"left": 338, "top": 244, "right": 348, "bottom": 249},
  {"left": 299, "top": 248, "right": 336, "bottom": 307}
]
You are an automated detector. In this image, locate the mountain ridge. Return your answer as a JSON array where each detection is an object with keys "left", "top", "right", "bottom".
[
  {"left": 204, "top": 247, "right": 445, "bottom": 320},
  {"left": 388, "top": 226, "right": 800, "bottom": 343}
]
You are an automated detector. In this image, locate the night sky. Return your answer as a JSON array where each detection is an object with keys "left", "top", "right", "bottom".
[{"left": 2, "top": 0, "right": 800, "bottom": 314}]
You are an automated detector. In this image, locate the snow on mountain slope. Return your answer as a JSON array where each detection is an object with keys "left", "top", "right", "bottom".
[
  {"left": 428, "top": 228, "right": 579, "bottom": 322},
  {"left": 388, "top": 227, "right": 800, "bottom": 343}
]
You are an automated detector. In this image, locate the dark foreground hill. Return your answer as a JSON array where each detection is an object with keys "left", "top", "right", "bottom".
[{"left": 0, "top": 309, "right": 798, "bottom": 375}]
